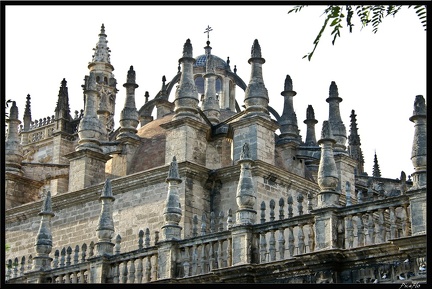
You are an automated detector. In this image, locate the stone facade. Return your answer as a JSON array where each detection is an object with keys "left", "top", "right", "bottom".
[{"left": 4, "top": 24, "right": 426, "bottom": 284}]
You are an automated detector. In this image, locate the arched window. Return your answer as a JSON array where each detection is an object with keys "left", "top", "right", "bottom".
[
  {"left": 195, "top": 75, "right": 222, "bottom": 95},
  {"left": 195, "top": 76, "right": 204, "bottom": 95}
]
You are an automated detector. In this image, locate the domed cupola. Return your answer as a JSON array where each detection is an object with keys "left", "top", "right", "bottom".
[
  {"left": 191, "top": 26, "right": 239, "bottom": 112},
  {"left": 194, "top": 54, "right": 228, "bottom": 70}
]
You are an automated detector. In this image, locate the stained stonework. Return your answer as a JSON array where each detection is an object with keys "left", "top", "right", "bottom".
[{"left": 4, "top": 24, "right": 426, "bottom": 284}]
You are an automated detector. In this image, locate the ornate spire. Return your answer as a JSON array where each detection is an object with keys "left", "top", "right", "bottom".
[
  {"left": 348, "top": 109, "right": 364, "bottom": 175},
  {"left": 91, "top": 24, "right": 111, "bottom": 63},
  {"left": 317, "top": 121, "right": 340, "bottom": 208},
  {"left": 406, "top": 95, "right": 426, "bottom": 236},
  {"left": 244, "top": 39, "right": 269, "bottom": 117},
  {"left": 96, "top": 179, "right": 115, "bottom": 256},
  {"left": 33, "top": 191, "right": 55, "bottom": 271},
  {"left": 235, "top": 143, "right": 257, "bottom": 225},
  {"left": 408, "top": 95, "right": 427, "bottom": 189},
  {"left": 54, "top": 78, "right": 71, "bottom": 133},
  {"left": 304, "top": 105, "right": 318, "bottom": 146},
  {"left": 77, "top": 72, "right": 105, "bottom": 152},
  {"left": 173, "top": 39, "right": 200, "bottom": 121},
  {"left": 23, "top": 94, "right": 32, "bottom": 131},
  {"left": 118, "top": 65, "right": 139, "bottom": 140},
  {"left": 159, "top": 75, "right": 168, "bottom": 99},
  {"left": 5, "top": 101, "right": 23, "bottom": 175},
  {"left": 326, "top": 81, "right": 347, "bottom": 153},
  {"left": 279, "top": 75, "right": 300, "bottom": 144},
  {"left": 55, "top": 78, "right": 70, "bottom": 114},
  {"left": 372, "top": 151, "right": 381, "bottom": 177},
  {"left": 201, "top": 54, "right": 220, "bottom": 124},
  {"left": 162, "top": 156, "right": 183, "bottom": 240}
]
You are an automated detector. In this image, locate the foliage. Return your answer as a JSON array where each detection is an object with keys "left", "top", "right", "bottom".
[
  {"left": 5, "top": 99, "right": 12, "bottom": 118},
  {"left": 288, "top": 5, "right": 427, "bottom": 61},
  {"left": 5, "top": 99, "right": 13, "bottom": 129}
]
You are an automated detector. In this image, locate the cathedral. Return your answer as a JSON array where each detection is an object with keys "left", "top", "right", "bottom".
[{"left": 4, "top": 24, "right": 427, "bottom": 284}]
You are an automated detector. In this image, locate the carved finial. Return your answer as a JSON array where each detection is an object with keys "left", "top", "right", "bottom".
[
  {"left": 329, "top": 81, "right": 338, "bottom": 98},
  {"left": 400, "top": 171, "right": 406, "bottom": 182},
  {"left": 86, "top": 72, "right": 97, "bottom": 91},
  {"left": 144, "top": 91, "right": 149, "bottom": 103},
  {"left": 240, "top": 143, "right": 250, "bottom": 160},
  {"left": 126, "top": 65, "right": 136, "bottom": 84},
  {"left": 321, "top": 121, "right": 333, "bottom": 140},
  {"left": 9, "top": 101, "right": 18, "bottom": 120},
  {"left": 234, "top": 65, "right": 237, "bottom": 74},
  {"left": 100, "top": 23, "right": 105, "bottom": 34},
  {"left": 413, "top": 95, "right": 426, "bottom": 116},
  {"left": 101, "top": 178, "right": 114, "bottom": 199},
  {"left": 40, "top": 191, "right": 53, "bottom": 215},
  {"left": 182, "top": 39, "right": 193, "bottom": 58},
  {"left": 167, "top": 156, "right": 180, "bottom": 181},
  {"left": 306, "top": 105, "right": 315, "bottom": 120},
  {"left": 284, "top": 75, "right": 293, "bottom": 91},
  {"left": 251, "top": 39, "right": 262, "bottom": 58}
]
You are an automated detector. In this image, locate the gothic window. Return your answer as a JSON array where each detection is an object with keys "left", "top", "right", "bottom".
[{"left": 216, "top": 77, "right": 222, "bottom": 94}]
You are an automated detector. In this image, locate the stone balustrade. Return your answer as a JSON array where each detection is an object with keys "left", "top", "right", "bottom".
[{"left": 5, "top": 193, "right": 422, "bottom": 284}]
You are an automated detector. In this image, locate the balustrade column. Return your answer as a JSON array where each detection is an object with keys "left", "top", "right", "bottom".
[
  {"left": 401, "top": 204, "right": 411, "bottom": 237},
  {"left": 217, "top": 240, "right": 224, "bottom": 268},
  {"left": 145, "top": 256, "right": 151, "bottom": 282},
  {"left": 191, "top": 244, "right": 198, "bottom": 275},
  {"left": 128, "top": 259, "right": 136, "bottom": 283},
  {"left": 269, "top": 230, "right": 276, "bottom": 261},
  {"left": 345, "top": 215, "right": 354, "bottom": 248},
  {"left": 151, "top": 256, "right": 158, "bottom": 281},
  {"left": 288, "top": 226, "right": 295, "bottom": 257},
  {"left": 278, "top": 227, "right": 286, "bottom": 259},
  {"left": 200, "top": 243, "right": 208, "bottom": 274},
  {"left": 136, "top": 257, "right": 143, "bottom": 283},
  {"left": 389, "top": 207, "right": 397, "bottom": 239},
  {"left": 209, "top": 242, "right": 215, "bottom": 271},
  {"left": 367, "top": 211, "right": 375, "bottom": 245},
  {"left": 298, "top": 224, "right": 305, "bottom": 254},
  {"left": 308, "top": 222, "right": 315, "bottom": 252},
  {"left": 357, "top": 213, "right": 365, "bottom": 246},
  {"left": 226, "top": 238, "right": 232, "bottom": 267},
  {"left": 121, "top": 261, "right": 128, "bottom": 283},
  {"left": 112, "top": 263, "right": 120, "bottom": 283},
  {"left": 259, "top": 232, "right": 267, "bottom": 263}
]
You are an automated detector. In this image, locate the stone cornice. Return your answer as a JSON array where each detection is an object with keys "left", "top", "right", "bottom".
[
  {"left": 160, "top": 117, "right": 210, "bottom": 133},
  {"left": 333, "top": 153, "right": 358, "bottom": 166},
  {"left": 228, "top": 113, "right": 280, "bottom": 132},
  {"left": 5, "top": 172, "right": 44, "bottom": 187},
  {"left": 5, "top": 161, "right": 211, "bottom": 224},
  {"left": 22, "top": 162, "right": 69, "bottom": 168},
  {"left": 64, "top": 149, "right": 112, "bottom": 162},
  {"left": 216, "top": 160, "right": 320, "bottom": 193}
]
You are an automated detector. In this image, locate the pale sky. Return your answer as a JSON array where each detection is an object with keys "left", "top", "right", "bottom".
[{"left": 4, "top": 5, "right": 426, "bottom": 180}]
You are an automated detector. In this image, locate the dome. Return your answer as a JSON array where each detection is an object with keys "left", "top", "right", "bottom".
[{"left": 194, "top": 54, "right": 228, "bottom": 69}]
